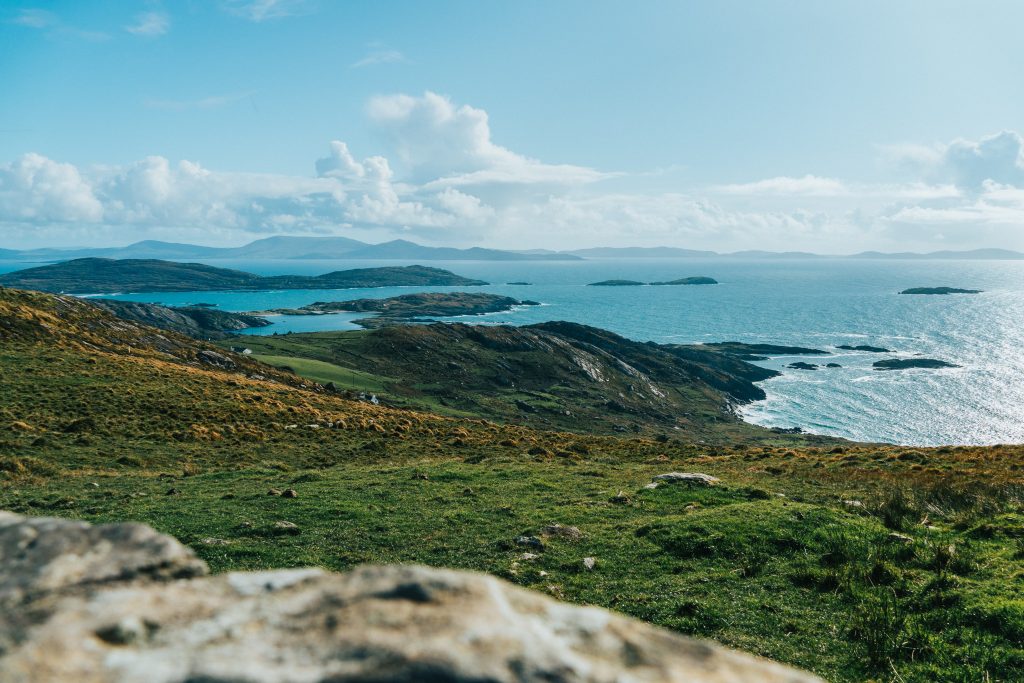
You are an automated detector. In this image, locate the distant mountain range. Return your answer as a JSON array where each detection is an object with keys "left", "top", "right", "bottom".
[
  {"left": 0, "top": 238, "right": 582, "bottom": 262},
  {"left": 1, "top": 237, "right": 1022, "bottom": 262}
]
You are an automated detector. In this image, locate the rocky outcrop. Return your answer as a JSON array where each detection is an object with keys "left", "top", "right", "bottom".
[
  {"left": 90, "top": 299, "right": 272, "bottom": 339},
  {"left": 256, "top": 292, "right": 539, "bottom": 329},
  {"left": 0, "top": 511, "right": 821, "bottom": 683},
  {"left": 899, "top": 287, "right": 982, "bottom": 295},
  {"left": 873, "top": 358, "right": 960, "bottom": 370}
]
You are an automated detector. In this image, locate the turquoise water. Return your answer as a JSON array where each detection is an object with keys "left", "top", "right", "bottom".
[{"left": 4, "top": 257, "right": 1022, "bottom": 446}]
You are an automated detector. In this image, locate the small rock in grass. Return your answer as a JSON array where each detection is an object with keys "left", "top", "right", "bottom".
[
  {"left": 165, "top": 488, "right": 180, "bottom": 496},
  {"left": 267, "top": 489, "right": 282, "bottom": 496},
  {"left": 519, "top": 553, "right": 540, "bottom": 561},
  {"left": 643, "top": 483, "right": 659, "bottom": 490},
  {"left": 515, "top": 535, "right": 545, "bottom": 550},
  {"left": 273, "top": 521, "right": 300, "bottom": 535},
  {"left": 652, "top": 472, "right": 719, "bottom": 486},
  {"left": 582, "top": 557, "right": 596, "bottom": 571},
  {"left": 610, "top": 491, "right": 631, "bottom": 504},
  {"left": 201, "top": 538, "right": 231, "bottom": 546},
  {"left": 281, "top": 489, "right": 298, "bottom": 499}
]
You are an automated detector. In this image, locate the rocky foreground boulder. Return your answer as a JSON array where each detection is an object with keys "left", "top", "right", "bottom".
[{"left": 0, "top": 511, "right": 821, "bottom": 683}]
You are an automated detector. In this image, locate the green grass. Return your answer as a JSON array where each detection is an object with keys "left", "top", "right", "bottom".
[
  {"left": 251, "top": 354, "right": 393, "bottom": 393},
  {"left": 3, "top": 287, "right": 1023, "bottom": 682},
  {"left": 3, "top": 459, "right": 1022, "bottom": 682}
]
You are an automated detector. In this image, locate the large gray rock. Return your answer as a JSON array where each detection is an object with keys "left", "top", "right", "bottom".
[{"left": 0, "top": 511, "right": 821, "bottom": 683}]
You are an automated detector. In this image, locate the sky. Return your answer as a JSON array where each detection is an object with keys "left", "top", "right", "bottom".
[{"left": 2, "top": 0, "right": 1024, "bottom": 252}]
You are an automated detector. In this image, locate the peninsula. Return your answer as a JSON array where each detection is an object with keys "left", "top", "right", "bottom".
[
  {"left": 255, "top": 292, "right": 539, "bottom": 328},
  {"left": 0, "top": 258, "right": 488, "bottom": 294}
]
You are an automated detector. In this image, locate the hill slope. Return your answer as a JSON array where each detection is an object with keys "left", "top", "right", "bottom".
[
  {"left": 0, "top": 259, "right": 487, "bottom": 293},
  {"left": 1, "top": 286, "right": 1022, "bottom": 683},
  {"left": 227, "top": 321, "right": 817, "bottom": 440}
]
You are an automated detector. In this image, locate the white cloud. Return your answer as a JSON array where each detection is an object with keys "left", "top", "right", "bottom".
[
  {"left": 10, "top": 9, "right": 57, "bottom": 28},
  {"left": 8, "top": 8, "right": 108, "bottom": 41},
  {"left": 221, "top": 0, "right": 310, "bottom": 22},
  {"left": 125, "top": 11, "right": 170, "bottom": 37},
  {"left": 886, "top": 130, "right": 1024, "bottom": 191},
  {"left": 3, "top": 95, "right": 1024, "bottom": 252},
  {"left": 713, "top": 175, "right": 850, "bottom": 197},
  {"left": 0, "top": 153, "right": 103, "bottom": 223},
  {"left": 366, "top": 91, "right": 611, "bottom": 188},
  {"left": 351, "top": 48, "right": 406, "bottom": 69}
]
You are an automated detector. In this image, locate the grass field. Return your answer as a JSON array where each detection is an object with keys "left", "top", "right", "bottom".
[{"left": 2, "top": 287, "right": 1022, "bottom": 682}]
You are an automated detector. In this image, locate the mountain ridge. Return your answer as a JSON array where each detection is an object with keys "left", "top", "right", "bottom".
[{"left": 4, "top": 238, "right": 1023, "bottom": 261}]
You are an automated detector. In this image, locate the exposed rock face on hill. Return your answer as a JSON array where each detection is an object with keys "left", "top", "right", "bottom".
[
  {"left": 90, "top": 299, "right": 271, "bottom": 339},
  {"left": 0, "top": 511, "right": 821, "bottom": 683},
  {"left": 230, "top": 320, "right": 783, "bottom": 438}
]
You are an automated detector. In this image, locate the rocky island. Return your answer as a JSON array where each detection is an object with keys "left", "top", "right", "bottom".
[
  {"left": 698, "top": 341, "right": 829, "bottom": 361},
  {"left": 0, "top": 258, "right": 488, "bottom": 294},
  {"left": 650, "top": 276, "right": 719, "bottom": 285},
  {"left": 587, "top": 279, "right": 646, "bottom": 286},
  {"left": 837, "top": 344, "right": 891, "bottom": 352},
  {"left": 899, "top": 287, "right": 982, "bottom": 295},
  {"left": 256, "top": 292, "right": 539, "bottom": 328},
  {"left": 588, "top": 276, "right": 718, "bottom": 286},
  {"left": 873, "top": 358, "right": 960, "bottom": 370}
]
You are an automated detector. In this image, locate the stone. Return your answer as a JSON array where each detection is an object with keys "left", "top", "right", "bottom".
[
  {"left": 610, "top": 491, "right": 631, "bottom": 504},
  {"left": 514, "top": 535, "right": 545, "bottom": 550},
  {"left": 582, "top": 556, "right": 597, "bottom": 571},
  {"left": 887, "top": 532, "right": 914, "bottom": 545},
  {"left": 0, "top": 511, "right": 822, "bottom": 683},
  {"left": 267, "top": 488, "right": 282, "bottom": 496},
  {"left": 280, "top": 489, "right": 298, "bottom": 499},
  {"left": 652, "top": 472, "right": 720, "bottom": 486},
  {"left": 272, "top": 521, "right": 300, "bottom": 535},
  {"left": 200, "top": 538, "right": 231, "bottom": 546},
  {"left": 195, "top": 349, "right": 236, "bottom": 370}
]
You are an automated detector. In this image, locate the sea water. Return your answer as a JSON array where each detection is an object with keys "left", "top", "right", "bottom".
[{"left": 3, "top": 257, "right": 1022, "bottom": 446}]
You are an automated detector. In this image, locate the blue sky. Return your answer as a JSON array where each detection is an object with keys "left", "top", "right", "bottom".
[{"left": 2, "top": 0, "right": 1024, "bottom": 251}]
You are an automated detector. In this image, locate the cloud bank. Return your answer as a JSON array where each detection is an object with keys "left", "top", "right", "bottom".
[{"left": 2, "top": 92, "right": 1024, "bottom": 251}]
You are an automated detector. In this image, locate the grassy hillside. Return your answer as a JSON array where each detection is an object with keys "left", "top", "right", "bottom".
[
  {"left": 0, "top": 259, "right": 487, "bottom": 293},
  {"left": 1, "top": 286, "right": 1022, "bottom": 682},
  {"left": 222, "top": 321, "right": 814, "bottom": 442}
]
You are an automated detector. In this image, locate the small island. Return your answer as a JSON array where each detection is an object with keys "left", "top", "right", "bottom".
[
  {"left": 506, "top": 281, "right": 532, "bottom": 285},
  {"left": 837, "top": 344, "right": 891, "bottom": 353},
  {"left": 787, "top": 362, "right": 819, "bottom": 371},
  {"left": 650, "top": 277, "right": 718, "bottom": 286},
  {"left": 587, "top": 276, "right": 718, "bottom": 287},
  {"left": 254, "top": 292, "right": 539, "bottom": 329},
  {"left": 873, "top": 358, "right": 960, "bottom": 370},
  {"left": 899, "top": 287, "right": 982, "bottom": 295}
]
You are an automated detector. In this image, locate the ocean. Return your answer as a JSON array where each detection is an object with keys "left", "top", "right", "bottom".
[{"left": 4, "top": 257, "right": 1022, "bottom": 446}]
